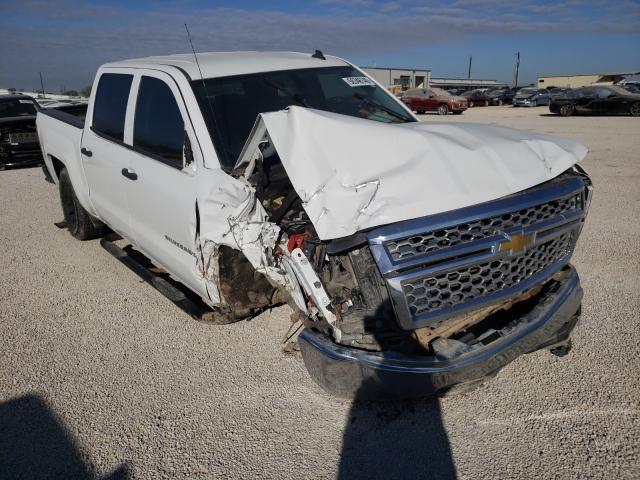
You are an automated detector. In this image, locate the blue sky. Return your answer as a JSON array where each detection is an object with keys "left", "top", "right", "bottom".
[{"left": 1, "top": 0, "right": 639, "bottom": 90}]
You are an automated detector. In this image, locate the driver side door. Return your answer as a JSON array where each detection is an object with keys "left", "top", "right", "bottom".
[{"left": 124, "top": 70, "right": 208, "bottom": 299}]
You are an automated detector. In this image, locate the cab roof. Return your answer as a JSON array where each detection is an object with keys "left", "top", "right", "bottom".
[{"left": 105, "top": 51, "right": 350, "bottom": 80}]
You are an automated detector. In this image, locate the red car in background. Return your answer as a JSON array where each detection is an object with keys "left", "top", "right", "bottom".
[
  {"left": 461, "top": 89, "right": 491, "bottom": 107},
  {"left": 401, "top": 87, "right": 468, "bottom": 115}
]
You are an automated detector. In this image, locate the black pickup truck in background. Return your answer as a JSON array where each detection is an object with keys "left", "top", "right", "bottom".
[{"left": 0, "top": 94, "right": 44, "bottom": 170}]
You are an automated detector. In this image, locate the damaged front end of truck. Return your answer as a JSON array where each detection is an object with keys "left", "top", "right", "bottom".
[{"left": 194, "top": 107, "right": 592, "bottom": 398}]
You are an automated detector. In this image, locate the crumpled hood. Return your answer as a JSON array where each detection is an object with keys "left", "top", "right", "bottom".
[{"left": 246, "top": 106, "right": 588, "bottom": 240}]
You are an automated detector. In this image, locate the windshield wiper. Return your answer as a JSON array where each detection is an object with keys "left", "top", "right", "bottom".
[
  {"left": 353, "top": 92, "right": 413, "bottom": 122},
  {"left": 262, "top": 78, "right": 310, "bottom": 108}
]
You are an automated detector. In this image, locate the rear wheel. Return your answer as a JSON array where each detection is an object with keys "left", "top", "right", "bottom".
[
  {"left": 630, "top": 102, "right": 640, "bottom": 117},
  {"left": 559, "top": 104, "right": 575, "bottom": 117},
  {"left": 58, "top": 168, "right": 106, "bottom": 240},
  {"left": 437, "top": 104, "right": 449, "bottom": 115}
]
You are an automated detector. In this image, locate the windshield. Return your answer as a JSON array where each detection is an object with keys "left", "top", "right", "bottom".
[
  {"left": 518, "top": 88, "right": 537, "bottom": 95},
  {"left": 0, "top": 98, "right": 38, "bottom": 118},
  {"left": 191, "top": 66, "right": 415, "bottom": 169}
]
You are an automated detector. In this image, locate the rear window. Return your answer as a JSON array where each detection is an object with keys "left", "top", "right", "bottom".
[
  {"left": 133, "top": 76, "right": 184, "bottom": 168},
  {"left": 92, "top": 73, "right": 133, "bottom": 141}
]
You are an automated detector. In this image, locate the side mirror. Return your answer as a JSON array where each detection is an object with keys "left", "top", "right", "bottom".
[{"left": 183, "top": 131, "right": 194, "bottom": 167}]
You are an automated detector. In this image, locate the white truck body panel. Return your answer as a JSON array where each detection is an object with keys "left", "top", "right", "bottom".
[
  {"left": 36, "top": 112, "right": 96, "bottom": 217},
  {"left": 241, "top": 106, "right": 588, "bottom": 240}
]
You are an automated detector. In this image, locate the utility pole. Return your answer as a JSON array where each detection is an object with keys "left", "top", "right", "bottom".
[
  {"left": 514, "top": 52, "right": 520, "bottom": 88},
  {"left": 468, "top": 55, "right": 472, "bottom": 79},
  {"left": 39, "top": 72, "right": 45, "bottom": 97}
]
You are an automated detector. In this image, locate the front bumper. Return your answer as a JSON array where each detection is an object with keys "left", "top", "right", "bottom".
[
  {"left": 299, "top": 265, "right": 582, "bottom": 399},
  {"left": 513, "top": 99, "right": 535, "bottom": 107}
]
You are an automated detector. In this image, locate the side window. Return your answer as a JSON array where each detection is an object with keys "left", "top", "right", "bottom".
[
  {"left": 92, "top": 73, "right": 133, "bottom": 141},
  {"left": 134, "top": 76, "right": 184, "bottom": 168}
]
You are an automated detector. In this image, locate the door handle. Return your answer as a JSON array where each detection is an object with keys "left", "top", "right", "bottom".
[
  {"left": 81, "top": 147, "right": 92, "bottom": 157},
  {"left": 121, "top": 168, "right": 138, "bottom": 181}
]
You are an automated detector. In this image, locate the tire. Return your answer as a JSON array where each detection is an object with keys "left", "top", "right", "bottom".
[
  {"left": 559, "top": 104, "right": 575, "bottom": 117},
  {"left": 437, "top": 104, "right": 449, "bottom": 115},
  {"left": 469, "top": 101, "right": 474, "bottom": 108},
  {"left": 531, "top": 100, "right": 538, "bottom": 107},
  {"left": 630, "top": 102, "right": 640, "bottom": 117},
  {"left": 58, "top": 168, "right": 106, "bottom": 240}
]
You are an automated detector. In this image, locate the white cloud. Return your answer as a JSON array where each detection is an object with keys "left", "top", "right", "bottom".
[{"left": 0, "top": 1, "right": 637, "bottom": 88}]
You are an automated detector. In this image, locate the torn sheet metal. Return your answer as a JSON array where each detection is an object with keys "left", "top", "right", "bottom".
[
  {"left": 245, "top": 106, "right": 588, "bottom": 240},
  {"left": 193, "top": 168, "right": 286, "bottom": 304}
]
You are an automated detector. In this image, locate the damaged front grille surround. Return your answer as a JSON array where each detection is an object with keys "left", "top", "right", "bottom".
[
  {"left": 385, "top": 193, "right": 580, "bottom": 262},
  {"left": 368, "top": 173, "right": 588, "bottom": 330}
]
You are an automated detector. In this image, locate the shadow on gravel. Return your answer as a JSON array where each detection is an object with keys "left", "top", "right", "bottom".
[
  {"left": 337, "top": 389, "right": 456, "bottom": 480},
  {"left": 0, "top": 394, "right": 129, "bottom": 480}
]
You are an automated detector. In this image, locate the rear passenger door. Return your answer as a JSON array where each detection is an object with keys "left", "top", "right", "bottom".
[
  {"left": 81, "top": 71, "right": 135, "bottom": 237},
  {"left": 125, "top": 71, "right": 207, "bottom": 298}
]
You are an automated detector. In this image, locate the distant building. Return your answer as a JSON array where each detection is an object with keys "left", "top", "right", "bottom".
[
  {"left": 429, "top": 77, "right": 504, "bottom": 90},
  {"left": 361, "top": 67, "right": 431, "bottom": 90},
  {"left": 537, "top": 71, "right": 640, "bottom": 89},
  {"left": 359, "top": 68, "right": 504, "bottom": 92}
]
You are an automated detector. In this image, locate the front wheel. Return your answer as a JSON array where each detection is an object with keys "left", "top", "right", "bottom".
[
  {"left": 559, "top": 104, "right": 575, "bottom": 117},
  {"left": 58, "top": 168, "right": 106, "bottom": 240},
  {"left": 437, "top": 104, "right": 449, "bottom": 115},
  {"left": 630, "top": 102, "right": 640, "bottom": 117}
]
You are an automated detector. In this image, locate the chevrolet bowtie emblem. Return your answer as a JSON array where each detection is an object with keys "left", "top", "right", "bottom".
[{"left": 499, "top": 233, "right": 535, "bottom": 254}]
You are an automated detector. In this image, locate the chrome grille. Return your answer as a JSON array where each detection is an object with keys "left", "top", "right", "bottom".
[
  {"left": 386, "top": 194, "right": 580, "bottom": 262},
  {"left": 402, "top": 232, "right": 573, "bottom": 317},
  {"left": 367, "top": 173, "right": 588, "bottom": 330}
]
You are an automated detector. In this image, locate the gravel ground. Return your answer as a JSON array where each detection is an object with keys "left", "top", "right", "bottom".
[{"left": 1, "top": 106, "right": 638, "bottom": 479}]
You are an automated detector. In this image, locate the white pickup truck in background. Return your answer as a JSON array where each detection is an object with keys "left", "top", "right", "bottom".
[{"left": 37, "top": 51, "right": 592, "bottom": 398}]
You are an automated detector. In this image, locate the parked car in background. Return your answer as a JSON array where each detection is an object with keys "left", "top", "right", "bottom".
[
  {"left": 512, "top": 88, "right": 552, "bottom": 107},
  {"left": 401, "top": 87, "right": 467, "bottom": 114},
  {"left": 549, "top": 85, "right": 640, "bottom": 117},
  {"left": 460, "top": 89, "right": 490, "bottom": 107},
  {"left": 487, "top": 88, "right": 515, "bottom": 106},
  {"left": 622, "top": 84, "right": 640, "bottom": 94},
  {"left": 0, "top": 94, "right": 44, "bottom": 169}
]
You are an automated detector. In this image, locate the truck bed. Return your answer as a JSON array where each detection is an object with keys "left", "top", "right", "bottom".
[{"left": 39, "top": 103, "right": 87, "bottom": 129}]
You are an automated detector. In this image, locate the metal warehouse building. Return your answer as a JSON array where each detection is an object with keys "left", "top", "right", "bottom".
[
  {"left": 537, "top": 71, "right": 640, "bottom": 89},
  {"left": 360, "top": 67, "right": 503, "bottom": 91},
  {"left": 429, "top": 77, "right": 504, "bottom": 90}
]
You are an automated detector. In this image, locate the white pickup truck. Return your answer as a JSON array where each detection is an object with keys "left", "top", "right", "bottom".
[{"left": 37, "top": 51, "right": 592, "bottom": 398}]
